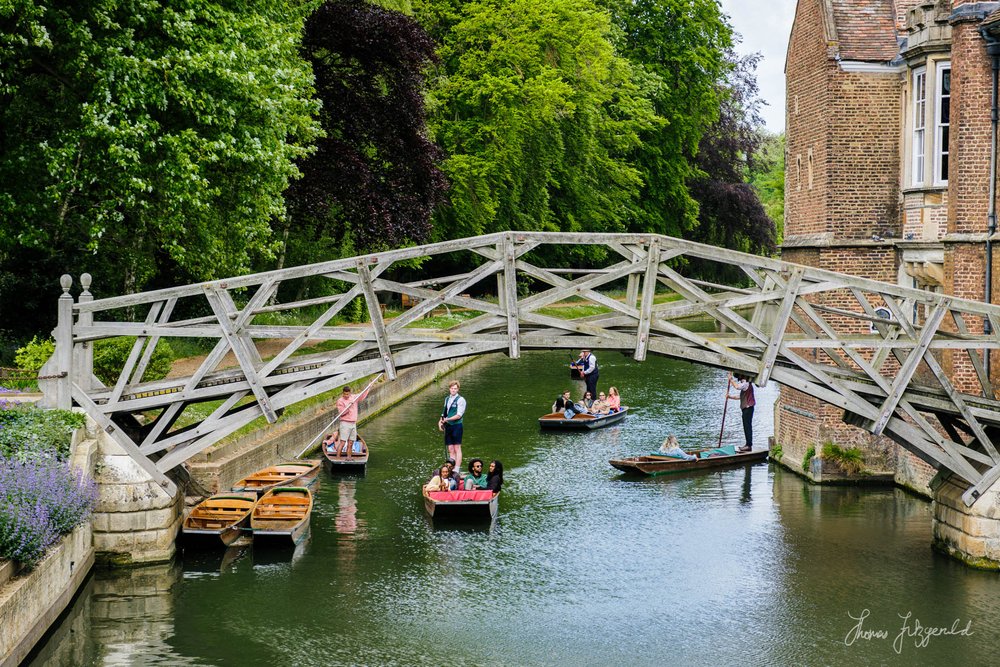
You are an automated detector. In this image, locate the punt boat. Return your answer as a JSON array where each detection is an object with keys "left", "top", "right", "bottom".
[
  {"left": 538, "top": 407, "right": 628, "bottom": 431},
  {"left": 421, "top": 487, "right": 499, "bottom": 521},
  {"left": 609, "top": 446, "right": 768, "bottom": 476},
  {"left": 250, "top": 486, "right": 313, "bottom": 546},
  {"left": 181, "top": 492, "right": 258, "bottom": 548},
  {"left": 231, "top": 460, "right": 320, "bottom": 495},
  {"left": 322, "top": 436, "right": 368, "bottom": 474}
]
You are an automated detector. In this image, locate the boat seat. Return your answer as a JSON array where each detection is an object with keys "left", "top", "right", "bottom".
[{"left": 255, "top": 513, "right": 302, "bottom": 520}]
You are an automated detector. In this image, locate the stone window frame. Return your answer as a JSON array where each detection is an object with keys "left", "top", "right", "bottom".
[
  {"left": 933, "top": 61, "right": 951, "bottom": 187},
  {"left": 911, "top": 66, "right": 927, "bottom": 186},
  {"left": 907, "top": 59, "right": 951, "bottom": 189}
]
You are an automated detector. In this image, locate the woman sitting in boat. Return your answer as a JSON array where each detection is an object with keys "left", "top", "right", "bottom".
[
  {"left": 658, "top": 435, "right": 697, "bottom": 461},
  {"left": 322, "top": 433, "right": 338, "bottom": 453},
  {"left": 582, "top": 391, "right": 595, "bottom": 410},
  {"left": 426, "top": 464, "right": 456, "bottom": 492},
  {"left": 486, "top": 460, "right": 504, "bottom": 493},
  {"left": 607, "top": 387, "right": 621, "bottom": 412},
  {"left": 590, "top": 392, "right": 611, "bottom": 415},
  {"left": 464, "top": 458, "right": 488, "bottom": 490}
]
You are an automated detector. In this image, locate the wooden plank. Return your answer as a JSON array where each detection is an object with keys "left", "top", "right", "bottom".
[
  {"left": 107, "top": 301, "right": 164, "bottom": 407},
  {"left": 756, "top": 267, "right": 803, "bottom": 386},
  {"left": 356, "top": 261, "right": 397, "bottom": 380},
  {"left": 501, "top": 237, "right": 520, "bottom": 358},
  {"left": 205, "top": 287, "right": 278, "bottom": 423},
  {"left": 633, "top": 240, "right": 659, "bottom": 361},
  {"left": 871, "top": 300, "right": 948, "bottom": 435},
  {"left": 130, "top": 298, "right": 177, "bottom": 385},
  {"left": 72, "top": 384, "right": 177, "bottom": 495},
  {"left": 952, "top": 311, "right": 992, "bottom": 396}
]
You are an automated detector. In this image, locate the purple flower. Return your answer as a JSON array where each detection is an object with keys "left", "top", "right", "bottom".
[{"left": 0, "top": 456, "right": 97, "bottom": 567}]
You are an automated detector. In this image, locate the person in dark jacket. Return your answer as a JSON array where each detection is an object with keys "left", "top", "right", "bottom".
[{"left": 486, "top": 460, "right": 504, "bottom": 493}]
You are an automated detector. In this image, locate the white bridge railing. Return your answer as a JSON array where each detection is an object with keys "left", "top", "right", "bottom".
[{"left": 41, "top": 232, "right": 1000, "bottom": 503}]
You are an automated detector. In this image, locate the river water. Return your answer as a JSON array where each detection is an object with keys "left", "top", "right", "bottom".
[{"left": 26, "top": 352, "right": 1000, "bottom": 666}]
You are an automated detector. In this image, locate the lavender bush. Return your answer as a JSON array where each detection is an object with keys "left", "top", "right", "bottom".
[{"left": 0, "top": 456, "right": 98, "bottom": 566}]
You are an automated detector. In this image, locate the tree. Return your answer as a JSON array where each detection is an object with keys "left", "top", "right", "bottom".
[
  {"left": 603, "top": 0, "right": 734, "bottom": 238},
  {"left": 0, "top": 0, "right": 320, "bottom": 337},
  {"left": 420, "top": 0, "right": 655, "bottom": 244},
  {"left": 687, "top": 51, "right": 777, "bottom": 279},
  {"left": 751, "top": 132, "right": 785, "bottom": 244},
  {"left": 284, "top": 0, "right": 447, "bottom": 269}
]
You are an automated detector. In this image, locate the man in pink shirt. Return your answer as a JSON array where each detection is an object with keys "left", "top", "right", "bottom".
[{"left": 334, "top": 384, "right": 371, "bottom": 457}]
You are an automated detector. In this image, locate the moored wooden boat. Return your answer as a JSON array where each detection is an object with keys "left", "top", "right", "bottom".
[
  {"left": 422, "top": 487, "right": 499, "bottom": 521},
  {"left": 251, "top": 486, "right": 313, "bottom": 546},
  {"left": 231, "top": 460, "right": 321, "bottom": 495},
  {"left": 322, "top": 436, "right": 368, "bottom": 474},
  {"left": 538, "top": 407, "right": 628, "bottom": 431},
  {"left": 609, "top": 447, "right": 768, "bottom": 476},
  {"left": 182, "top": 492, "right": 258, "bottom": 548}
]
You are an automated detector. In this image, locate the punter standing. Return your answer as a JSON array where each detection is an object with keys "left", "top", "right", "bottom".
[
  {"left": 579, "top": 348, "right": 599, "bottom": 399},
  {"left": 728, "top": 372, "right": 756, "bottom": 453},
  {"left": 438, "top": 380, "right": 466, "bottom": 469}
]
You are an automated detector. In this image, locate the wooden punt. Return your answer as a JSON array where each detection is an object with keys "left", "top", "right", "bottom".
[
  {"left": 422, "top": 487, "right": 499, "bottom": 521},
  {"left": 182, "top": 492, "right": 258, "bottom": 548},
  {"left": 538, "top": 407, "right": 629, "bottom": 431},
  {"left": 322, "top": 436, "right": 368, "bottom": 474},
  {"left": 251, "top": 486, "right": 313, "bottom": 546},
  {"left": 609, "top": 447, "right": 768, "bottom": 476},
  {"left": 231, "top": 460, "right": 321, "bottom": 495}
]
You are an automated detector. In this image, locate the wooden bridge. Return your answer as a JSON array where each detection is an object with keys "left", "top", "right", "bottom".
[{"left": 40, "top": 231, "right": 1000, "bottom": 503}]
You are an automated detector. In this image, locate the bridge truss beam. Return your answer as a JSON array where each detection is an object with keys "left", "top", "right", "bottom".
[{"left": 41, "top": 232, "right": 1000, "bottom": 505}]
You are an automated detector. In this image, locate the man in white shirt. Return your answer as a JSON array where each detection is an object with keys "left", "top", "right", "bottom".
[
  {"left": 579, "top": 348, "right": 599, "bottom": 399},
  {"left": 438, "top": 380, "right": 467, "bottom": 468}
]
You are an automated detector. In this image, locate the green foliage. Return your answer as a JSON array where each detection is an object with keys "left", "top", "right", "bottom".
[
  {"left": 93, "top": 338, "right": 174, "bottom": 386},
  {"left": 0, "top": 403, "right": 85, "bottom": 460},
  {"left": 822, "top": 443, "right": 865, "bottom": 475},
  {"left": 14, "top": 336, "right": 55, "bottom": 371},
  {"left": 424, "top": 0, "right": 654, "bottom": 241},
  {"left": 604, "top": 0, "right": 734, "bottom": 237},
  {"left": 751, "top": 132, "right": 785, "bottom": 244},
  {"left": 770, "top": 443, "right": 782, "bottom": 461},
  {"left": 802, "top": 445, "right": 815, "bottom": 472},
  {"left": 1, "top": 0, "right": 322, "bottom": 339}
]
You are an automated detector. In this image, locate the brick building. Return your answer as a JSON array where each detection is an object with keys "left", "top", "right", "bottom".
[{"left": 782, "top": 0, "right": 1000, "bottom": 490}]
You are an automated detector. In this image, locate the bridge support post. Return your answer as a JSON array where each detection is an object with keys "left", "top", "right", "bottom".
[
  {"left": 54, "top": 274, "right": 74, "bottom": 410},
  {"left": 932, "top": 473, "right": 1000, "bottom": 569}
]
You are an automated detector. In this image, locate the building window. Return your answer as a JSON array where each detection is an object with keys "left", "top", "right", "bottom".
[
  {"left": 796, "top": 154, "right": 802, "bottom": 191},
  {"left": 912, "top": 67, "right": 926, "bottom": 186},
  {"left": 934, "top": 62, "right": 950, "bottom": 185},
  {"left": 807, "top": 148, "right": 814, "bottom": 190}
]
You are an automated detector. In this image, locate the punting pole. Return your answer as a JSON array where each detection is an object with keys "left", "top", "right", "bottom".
[
  {"left": 718, "top": 373, "right": 731, "bottom": 449},
  {"left": 297, "top": 372, "right": 384, "bottom": 458}
]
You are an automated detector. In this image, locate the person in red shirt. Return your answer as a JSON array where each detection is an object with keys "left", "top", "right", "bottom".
[{"left": 334, "top": 383, "right": 372, "bottom": 457}]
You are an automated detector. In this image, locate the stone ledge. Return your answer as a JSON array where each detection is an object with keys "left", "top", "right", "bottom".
[{"left": 0, "top": 524, "right": 94, "bottom": 667}]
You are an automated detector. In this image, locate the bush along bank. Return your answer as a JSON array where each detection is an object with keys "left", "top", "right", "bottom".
[
  {"left": 0, "top": 398, "right": 96, "bottom": 568},
  {"left": 0, "top": 457, "right": 97, "bottom": 566}
]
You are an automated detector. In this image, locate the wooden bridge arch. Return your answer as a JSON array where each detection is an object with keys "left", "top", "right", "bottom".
[{"left": 41, "top": 231, "right": 1000, "bottom": 504}]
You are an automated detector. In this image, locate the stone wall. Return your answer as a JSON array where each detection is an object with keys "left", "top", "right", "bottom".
[
  {"left": 0, "top": 525, "right": 93, "bottom": 667},
  {"left": 187, "top": 356, "right": 476, "bottom": 493},
  {"left": 932, "top": 474, "right": 1000, "bottom": 568},
  {"left": 90, "top": 426, "right": 184, "bottom": 567}
]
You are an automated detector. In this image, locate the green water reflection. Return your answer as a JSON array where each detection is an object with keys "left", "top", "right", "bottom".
[{"left": 27, "top": 352, "right": 1000, "bottom": 666}]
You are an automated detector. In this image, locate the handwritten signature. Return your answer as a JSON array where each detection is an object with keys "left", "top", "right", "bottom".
[{"left": 844, "top": 609, "right": 973, "bottom": 654}]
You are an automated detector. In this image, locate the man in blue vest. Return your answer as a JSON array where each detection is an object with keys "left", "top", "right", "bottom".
[
  {"left": 579, "top": 348, "right": 599, "bottom": 399},
  {"left": 438, "top": 380, "right": 466, "bottom": 469}
]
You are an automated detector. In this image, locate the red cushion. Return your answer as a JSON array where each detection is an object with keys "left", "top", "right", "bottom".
[{"left": 427, "top": 490, "right": 494, "bottom": 502}]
